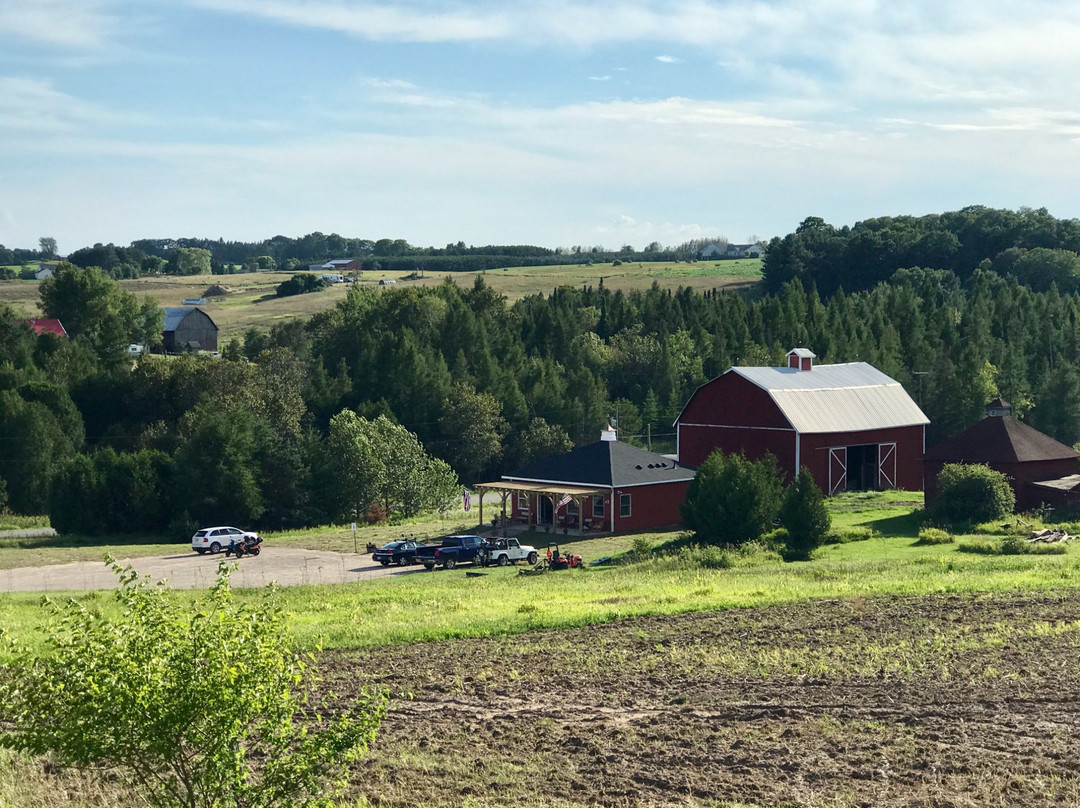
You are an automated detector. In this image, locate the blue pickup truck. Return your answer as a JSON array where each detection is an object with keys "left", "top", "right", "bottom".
[{"left": 416, "top": 535, "right": 488, "bottom": 570}]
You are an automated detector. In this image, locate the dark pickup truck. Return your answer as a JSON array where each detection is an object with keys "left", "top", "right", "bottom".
[{"left": 416, "top": 535, "right": 488, "bottom": 570}]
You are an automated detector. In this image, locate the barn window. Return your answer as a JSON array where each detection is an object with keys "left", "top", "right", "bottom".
[
  {"left": 619, "top": 493, "right": 631, "bottom": 518},
  {"left": 517, "top": 493, "right": 529, "bottom": 512},
  {"left": 592, "top": 496, "right": 604, "bottom": 518}
]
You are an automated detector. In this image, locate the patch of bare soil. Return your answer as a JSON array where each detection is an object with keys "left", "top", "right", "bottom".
[{"left": 328, "top": 591, "right": 1080, "bottom": 808}]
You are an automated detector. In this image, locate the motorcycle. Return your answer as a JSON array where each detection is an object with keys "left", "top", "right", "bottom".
[{"left": 225, "top": 534, "right": 262, "bottom": 558}]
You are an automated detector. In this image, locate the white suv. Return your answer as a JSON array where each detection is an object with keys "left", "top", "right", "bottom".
[{"left": 191, "top": 526, "right": 257, "bottom": 555}]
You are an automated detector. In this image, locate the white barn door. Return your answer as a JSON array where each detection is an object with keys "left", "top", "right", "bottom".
[
  {"left": 878, "top": 442, "right": 897, "bottom": 490},
  {"left": 828, "top": 447, "right": 847, "bottom": 495}
]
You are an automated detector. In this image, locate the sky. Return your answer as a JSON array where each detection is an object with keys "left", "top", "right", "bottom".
[{"left": 2, "top": 0, "right": 1080, "bottom": 254}]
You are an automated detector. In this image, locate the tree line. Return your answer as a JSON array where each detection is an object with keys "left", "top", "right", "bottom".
[{"left": 5, "top": 206, "right": 1080, "bottom": 535}]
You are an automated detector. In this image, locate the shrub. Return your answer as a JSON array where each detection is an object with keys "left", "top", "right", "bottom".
[
  {"left": 630, "top": 535, "right": 653, "bottom": 560},
  {"left": 276, "top": 274, "right": 327, "bottom": 297},
  {"left": 822, "top": 526, "right": 875, "bottom": 545},
  {"left": 0, "top": 562, "right": 386, "bottom": 808},
  {"left": 914, "top": 527, "right": 954, "bottom": 546},
  {"left": 365, "top": 503, "right": 388, "bottom": 524},
  {"left": 778, "top": 468, "right": 830, "bottom": 561},
  {"left": 929, "top": 463, "right": 1015, "bottom": 527},
  {"left": 681, "top": 450, "right": 784, "bottom": 547}
]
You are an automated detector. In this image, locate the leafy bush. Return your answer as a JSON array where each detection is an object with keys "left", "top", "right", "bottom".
[
  {"left": 0, "top": 562, "right": 386, "bottom": 808},
  {"left": 822, "top": 526, "right": 876, "bottom": 545},
  {"left": 276, "top": 273, "right": 327, "bottom": 297},
  {"left": 929, "top": 463, "right": 1015, "bottom": 527},
  {"left": 914, "top": 527, "right": 954, "bottom": 546},
  {"left": 630, "top": 535, "right": 653, "bottom": 559}
]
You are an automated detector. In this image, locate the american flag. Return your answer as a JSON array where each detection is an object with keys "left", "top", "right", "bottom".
[
  {"left": 463, "top": 488, "right": 471, "bottom": 512},
  {"left": 556, "top": 493, "right": 572, "bottom": 510}
]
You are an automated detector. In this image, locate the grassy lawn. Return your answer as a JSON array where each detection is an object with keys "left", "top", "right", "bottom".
[{"left": 4, "top": 492, "right": 1079, "bottom": 655}]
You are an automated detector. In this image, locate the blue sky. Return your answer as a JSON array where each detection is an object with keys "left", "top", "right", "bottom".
[{"left": 2, "top": 0, "right": 1079, "bottom": 254}]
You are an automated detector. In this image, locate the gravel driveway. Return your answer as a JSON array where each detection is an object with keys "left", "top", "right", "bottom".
[{"left": 0, "top": 547, "right": 427, "bottom": 592}]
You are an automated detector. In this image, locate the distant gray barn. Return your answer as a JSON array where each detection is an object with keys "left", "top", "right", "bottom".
[{"left": 162, "top": 307, "right": 218, "bottom": 352}]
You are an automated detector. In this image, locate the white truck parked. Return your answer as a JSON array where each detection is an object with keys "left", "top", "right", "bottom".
[{"left": 483, "top": 537, "right": 539, "bottom": 567}]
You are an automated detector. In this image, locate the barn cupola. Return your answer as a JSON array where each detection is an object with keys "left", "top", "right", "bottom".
[
  {"left": 786, "top": 348, "right": 816, "bottom": 371},
  {"left": 601, "top": 423, "right": 618, "bottom": 442},
  {"left": 987, "top": 397, "right": 1012, "bottom": 418}
]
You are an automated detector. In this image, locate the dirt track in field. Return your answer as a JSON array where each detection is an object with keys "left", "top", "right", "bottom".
[{"left": 328, "top": 591, "right": 1080, "bottom": 808}]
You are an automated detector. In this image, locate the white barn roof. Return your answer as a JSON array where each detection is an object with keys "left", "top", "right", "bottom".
[{"left": 732, "top": 362, "right": 929, "bottom": 434}]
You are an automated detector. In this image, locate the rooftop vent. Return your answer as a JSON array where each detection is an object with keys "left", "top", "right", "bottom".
[{"left": 786, "top": 347, "right": 816, "bottom": 371}]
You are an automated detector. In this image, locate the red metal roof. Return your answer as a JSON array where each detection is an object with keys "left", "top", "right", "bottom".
[{"left": 21, "top": 318, "right": 68, "bottom": 337}]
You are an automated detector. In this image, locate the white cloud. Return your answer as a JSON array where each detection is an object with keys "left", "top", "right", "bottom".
[
  {"left": 0, "top": 0, "right": 122, "bottom": 48},
  {"left": 654, "top": 55, "right": 678, "bottom": 63}
]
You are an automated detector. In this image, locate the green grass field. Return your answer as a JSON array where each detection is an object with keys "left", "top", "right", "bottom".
[
  {"left": 0, "top": 259, "right": 762, "bottom": 338},
  {"left": 4, "top": 492, "right": 1078, "bottom": 655}
]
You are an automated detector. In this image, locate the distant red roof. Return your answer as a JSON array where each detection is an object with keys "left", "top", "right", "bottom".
[{"left": 21, "top": 318, "right": 68, "bottom": 337}]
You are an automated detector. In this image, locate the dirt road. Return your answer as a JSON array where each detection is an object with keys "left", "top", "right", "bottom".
[{"left": 0, "top": 547, "right": 426, "bottom": 592}]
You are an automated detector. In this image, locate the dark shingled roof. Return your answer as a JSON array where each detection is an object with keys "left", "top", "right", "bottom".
[
  {"left": 924, "top": 415, "right": 1079, "bottom": 464},
  {"left": 505, "top": 440, "right": 696, "bottom": 488}
]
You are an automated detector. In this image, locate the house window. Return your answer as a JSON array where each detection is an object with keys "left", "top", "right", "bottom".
[
  {"left": 517, "top": 493, "right": 529, "bottom": 512},
  {"left": 567, "top": 499, "right": 578, "bottom": 516},
  {"left": 619, "top": 493, "right": 631, "bottom": 518},
  {"left": 592, "top": 496, "right": 604, "bottom": 518}
]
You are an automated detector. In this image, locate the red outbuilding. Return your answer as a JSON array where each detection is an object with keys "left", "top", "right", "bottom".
[
  {"left": 477, "top": 427, "right": 696, "bottom": 534},
  {"left": 923, "top": 398, "right": 1080, "bottom": 512},
  {"left": 675, "top": 348, "right": 929, "bottom": 494},
  {"left": 20, "top": 318, "right": 68, "bottom": 337}
]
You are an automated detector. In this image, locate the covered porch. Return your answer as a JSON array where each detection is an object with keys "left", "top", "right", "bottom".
[{"left": 474, "top": 481, "right": 610, "bottom": 536}]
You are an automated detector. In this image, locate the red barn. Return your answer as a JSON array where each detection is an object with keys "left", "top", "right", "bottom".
[
  {"left": 477, "top": 427, "right": 696, "bottom": 533},
  {"left": 676, "top": 348, "right": 929, "bottom": 494}
]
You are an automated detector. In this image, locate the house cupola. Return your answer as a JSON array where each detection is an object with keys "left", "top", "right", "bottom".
[
  {"left": 786, "top": 348, "right": 816, "bottom": 371},
  {"left": 987, "top": 397, "right": 1012, "bottom": 418},
  {"left": 601, "top": 424, "right": 617, "bottom": 442}
]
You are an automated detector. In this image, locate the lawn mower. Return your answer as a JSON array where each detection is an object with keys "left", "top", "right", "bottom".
[{"left": 544, "top": 542, "right": 582, "bottom": 570}]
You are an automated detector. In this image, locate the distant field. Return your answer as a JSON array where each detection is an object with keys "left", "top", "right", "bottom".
[{"left": 0, "top": 259, "right": 762, "bottom": 339}]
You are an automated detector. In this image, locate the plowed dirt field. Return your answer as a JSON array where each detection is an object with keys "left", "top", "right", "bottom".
[{"left": 330, "top": 590, "right": 1080, "bottom": 808}]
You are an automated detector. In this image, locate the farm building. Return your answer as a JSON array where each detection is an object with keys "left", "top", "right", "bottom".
[
  {"left": 477, "top": 426, "right": 696, "bottom": 533},
  {"left": 20, "top": 318, "right": 68, "bottom": 337},
  {"left": 675, "top": 348, "right": 929, "bottom": 494},
  {"left": 923, "top": 398, "right": 1080, "bottom": 512},
  {"left": 161, "top": 307, "right": 218, "bottom": 353}
]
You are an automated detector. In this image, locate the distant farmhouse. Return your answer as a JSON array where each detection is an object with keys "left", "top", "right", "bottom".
[
  {"left": 34, "top": 263, "right": 59, "bottom": 280},
  {"left": 699, "top": 242, "right": 764, "bottom": 259},
  {"left": 162, "top": 307, "right": 218, "bottom": 353},
  {"left": 308, "top": 259, "right": 360, "bottom": 273}
]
